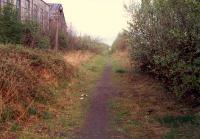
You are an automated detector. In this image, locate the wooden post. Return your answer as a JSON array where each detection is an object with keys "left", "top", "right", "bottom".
[
  {"left": 0, "top": 94, "right": 3, "bottom": 119},
  {"left": 54, "top": 14, "right": 59, "bottom": 51}
]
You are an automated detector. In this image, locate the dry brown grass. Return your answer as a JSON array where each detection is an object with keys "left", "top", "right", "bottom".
[
  {"left": 64, "top": 50, "right": 94, "bottom": 67},
  {"left": 112, "top": 51, "right": 130, "bottom": 69},
  {"left": 15, "top": 54, "right": 108, "bottom": 138},
  {"left": 0, "top": 44, "right": 74, "bottom": 137}
]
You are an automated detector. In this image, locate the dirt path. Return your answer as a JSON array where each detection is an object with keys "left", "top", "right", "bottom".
[{"left": 76, "top": 60, "right": 124, "bottom": 139}]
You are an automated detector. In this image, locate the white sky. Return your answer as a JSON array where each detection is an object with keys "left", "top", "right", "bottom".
[{"left": 46, "top": 0, "right": 138, "bottom": 45}]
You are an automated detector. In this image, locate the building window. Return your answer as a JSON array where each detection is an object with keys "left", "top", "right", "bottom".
[
  {"left": 40, "top": 8, "right": 44, "bottom": 27},
  {"left": 33, "top": 4, "right": 38, "bottom": 21},
  {"left": 16, "top": 0, "right": 21, "bottom": 18},
  {"left": 25, "top": 0, "right": 30, "bottom": 20},
  {"left": 16, "top": 0, "right": 20, "bottom": 9}
]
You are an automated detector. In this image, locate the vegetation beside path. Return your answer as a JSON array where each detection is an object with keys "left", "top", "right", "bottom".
[
  {"left": 17, "top": 53, "right": 108, "bottom": 138},
  {"left": 109, "top": 51, "right": 200, "bottom": 139},
  {"left": 0, "top": 44, "right": 108, "bottom": 138}
]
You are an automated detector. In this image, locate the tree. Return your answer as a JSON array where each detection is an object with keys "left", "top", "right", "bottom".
[{"left": 0, "top": 4, "right": 23, "bottom": 44}]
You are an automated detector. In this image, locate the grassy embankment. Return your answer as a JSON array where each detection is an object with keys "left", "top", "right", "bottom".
[
  {"left": 0, "top": 44, "right": 74, "bottom": 138},
  {"left": 16, "top": 49, "right": 108, "bottom": 138},
  {"left": 109, "top": 51, "right": 200, "bottom": 139}
]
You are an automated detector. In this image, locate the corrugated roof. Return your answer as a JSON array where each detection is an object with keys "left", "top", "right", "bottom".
[
  {"left": 49, "top": 3, "right": 67, "bottom": 30},
  {"left": 49, "top": 3, "right": 63, "bottom": 17}
]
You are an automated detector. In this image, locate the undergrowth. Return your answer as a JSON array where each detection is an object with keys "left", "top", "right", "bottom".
[
  {"left": 0, "top": 44, "right": 74, "bottom": 134},
  {"left": 16, "top": 53, "right": 108, "bottom": 138}
]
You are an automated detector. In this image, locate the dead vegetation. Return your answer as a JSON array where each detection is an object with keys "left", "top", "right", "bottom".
[
  {"left": 64, "top": 50, "right": 94, "bottom": 67},
  {"left": 110, "top": 51, "right": 200, "bottom": 138},
  {"left": 0, "top": 44, "right": 74, "bottom": 136},
  {"left": 16, "top": 53, "right": 108, "bottom": 138}
]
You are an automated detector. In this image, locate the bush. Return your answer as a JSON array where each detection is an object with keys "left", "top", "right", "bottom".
[
  {"left": 22, "top": 21, "right": 39, "bottom": 47},
  {"left": 37, "top": 36, "right": 50, "bottom": 49},
  {"left": 22, "top": 21, "right": 50, "bottom": 49},
  {"left": 59, "top": 32, "right": 68, "bottom": 49},
  {"left": 127, "top": 0, "right": 200, "bottom": 105},
  {"left": 0, "top": 4, "right": 23, "bottom": 44}
]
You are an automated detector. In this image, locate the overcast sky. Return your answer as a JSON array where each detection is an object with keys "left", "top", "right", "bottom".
[{"left": 46, "top": 0, "right": 137, "bottom": 45}]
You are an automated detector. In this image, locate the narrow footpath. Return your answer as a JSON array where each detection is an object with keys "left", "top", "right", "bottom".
[{"left": 76, "top": 60, "right": 125, "bottom": 139}]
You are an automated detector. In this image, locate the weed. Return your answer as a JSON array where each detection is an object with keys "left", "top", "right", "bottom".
[
  {"left": 0, "top": 106, "right": 15, "bottom": 122},
  {"left": 157, "top": 114, "right": 200, "bottom": 127},
  {"left": 163, "top": 129, "right": 179, "bottom": 139},
  {"left": 115, "top": 68, "right": 126, "bottom": 74},
  {"left": 41, "top": 111, "right": 52, "bottom": 120},
  {"left": 10, "top": 123, "right": 20, "bottom": 132},
  {"left": 28, "top": 107, "right": 37, "bottom": 116}
]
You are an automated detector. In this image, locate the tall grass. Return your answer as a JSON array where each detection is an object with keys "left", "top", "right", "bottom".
[{"left": 0, "top": 44, "right": 74, "bottom": 129}]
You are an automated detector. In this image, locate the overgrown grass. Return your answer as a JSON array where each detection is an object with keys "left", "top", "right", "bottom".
[
  {"left": 157, "top": 114, "right": 200, "bottom": 127},
  {"left": 15, "top": 53, "right": 108, "bottom": 138},
  {"left": 157, "top": 113, "right": 200, "bottom": 139},
  {"left": 109, "top": 52, "right": 200, "bottom": 139},
  {"left": 0, "top": 44, "right": 74, "bottom": 137},
  {"left": 112, "top": 58, "right": 126, "bottom": 74}
]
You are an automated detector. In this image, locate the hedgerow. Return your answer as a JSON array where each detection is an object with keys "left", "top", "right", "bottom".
[{"left": 127, "top": 0, "right": 200, "bottom": 105}]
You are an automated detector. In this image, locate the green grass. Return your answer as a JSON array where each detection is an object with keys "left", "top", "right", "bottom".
[
  {"left": 111, "top": 58, "right": 126, "bottom": 74},
  {"left": 157, "top": 114, "right": 200, "bottom": 127}
]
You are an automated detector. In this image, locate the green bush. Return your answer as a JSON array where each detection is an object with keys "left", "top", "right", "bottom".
[
  {"left": 59, "top": 32, "right": 68, "bottom": 49},
  {"left": 0, "top": 4, "right": 23, "bottom": 44},
  {"left": 22, "top": 21, "right": 50, "bottom": 49},
  {"left": 0, "top": 4, "right": 51, "bottom": 49},
  {"left": 37, "top": 36, "right": 50, "bottom": 49},
  {"left": 127, "top": 0, "right": 200, "bottom": 105}
]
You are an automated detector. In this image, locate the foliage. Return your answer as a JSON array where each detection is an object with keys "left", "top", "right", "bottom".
[
  {"left": 37, "top": 36, "right": 50, "bottom": 49},
  {"left": 112, "top": 31, "right": 129, "bottom": 52},
  {"left": 75, "top": 35, "right": 109, "bottom": 53},
  {"left": 0, "top": 4, "right": 23, "bottom": 44},
  {"left": 127, "top": 0, "right": 200, "bottom": 104},
  {"left": 59, "top": 32, "right": 68, "bottom": 49},
  {"left": 22, "top": 21, "right": 50, "bottom": 49},
  {"left": 0, "top": 4, "right": 50, "bottom": 49}
]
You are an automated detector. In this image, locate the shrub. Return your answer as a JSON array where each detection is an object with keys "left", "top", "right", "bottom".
[
  {"left": 127, "top": 0, "right": 200, "bottom": 105},
  {"left": 59, "top": 32, "right": 68, "bottom": 49},
  {"left": 21, "top": 21, "right": 40, "bottom": 47},
  {"left": 37, "top": 36, "right": 50, "bottom": 49},
  {"left": 22, "top": 21, "right": 50, "bottom": 49},
  {"left": 0, "top": 4, "right": 23, "bottom": 44}
]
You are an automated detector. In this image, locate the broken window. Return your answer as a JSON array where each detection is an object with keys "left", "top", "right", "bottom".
[
  {"left": 33, "top": 4, "right": 38, "bottom": 21},
  {"left": 25, "top": 0, "right": 30, "bottom": 20},
  {"left": 16, "top": 0, "right": 20, "bottom": 9},
  {"left": 40, "top": 8, "right": 44, "bottom": 27}
]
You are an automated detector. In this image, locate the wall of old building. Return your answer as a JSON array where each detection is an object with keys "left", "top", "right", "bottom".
[{"left": 0, "top": 0, "right": 49, "bottom": 32}]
